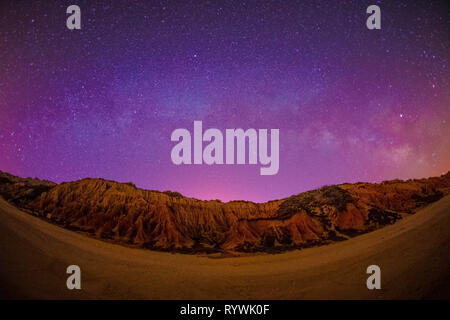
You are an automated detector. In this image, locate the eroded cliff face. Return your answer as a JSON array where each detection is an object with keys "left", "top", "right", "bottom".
[
  {"left": 1, "top": 170, "right": 449, "bottom": 253},
  {"left": 0, "top": 171, "right": 56, "bottom": 207}
]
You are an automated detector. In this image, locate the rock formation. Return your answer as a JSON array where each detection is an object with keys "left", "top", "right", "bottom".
[{"left": 0, "top": 170, "right": 449, "bottom": 253}]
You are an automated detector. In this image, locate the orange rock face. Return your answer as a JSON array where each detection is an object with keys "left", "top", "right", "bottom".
[{"left": 1, "top": 170, "right": 449, "bottom": 253}]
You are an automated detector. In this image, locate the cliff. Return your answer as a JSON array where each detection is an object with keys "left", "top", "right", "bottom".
[{"left": 0, "top": 170, "right": 449, "bottom": 253}]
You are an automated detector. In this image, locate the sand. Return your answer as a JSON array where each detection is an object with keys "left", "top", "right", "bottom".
[{"left": 0, "top": 196, "right": 449, "bottom": 299}]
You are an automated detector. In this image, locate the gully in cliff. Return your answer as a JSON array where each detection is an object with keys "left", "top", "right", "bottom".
[{"left": 171, "top": 121, "right": 279, "bottom": 175}]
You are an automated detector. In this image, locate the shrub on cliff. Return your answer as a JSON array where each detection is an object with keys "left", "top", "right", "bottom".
[
  {"left": 163, "top": 191, "right": 184, "bottom": 198},
  {"left": 277, "top": 185, "right": 354, "bottom": 218}
]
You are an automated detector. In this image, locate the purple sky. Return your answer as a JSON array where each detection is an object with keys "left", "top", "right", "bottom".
[{"left": 1, "top": 0, "right": 449, "bottom": 202}]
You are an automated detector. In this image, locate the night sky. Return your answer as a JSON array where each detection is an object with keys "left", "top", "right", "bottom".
[{"left": 1, "top": 0, "right": 449, "bottom": 202}]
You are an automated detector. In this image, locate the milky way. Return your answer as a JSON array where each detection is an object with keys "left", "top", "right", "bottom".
[{"left": 0, "top": 0, "right": 449, "bottom": 202}]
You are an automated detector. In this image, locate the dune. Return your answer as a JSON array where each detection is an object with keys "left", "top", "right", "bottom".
[{"left": 0, "top": 194, "right": 449, "bottom": 299}]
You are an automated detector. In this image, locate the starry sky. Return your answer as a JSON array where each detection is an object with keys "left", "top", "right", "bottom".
[{"left": 0, "top": 0, "right": 449, "bottom": 202}]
